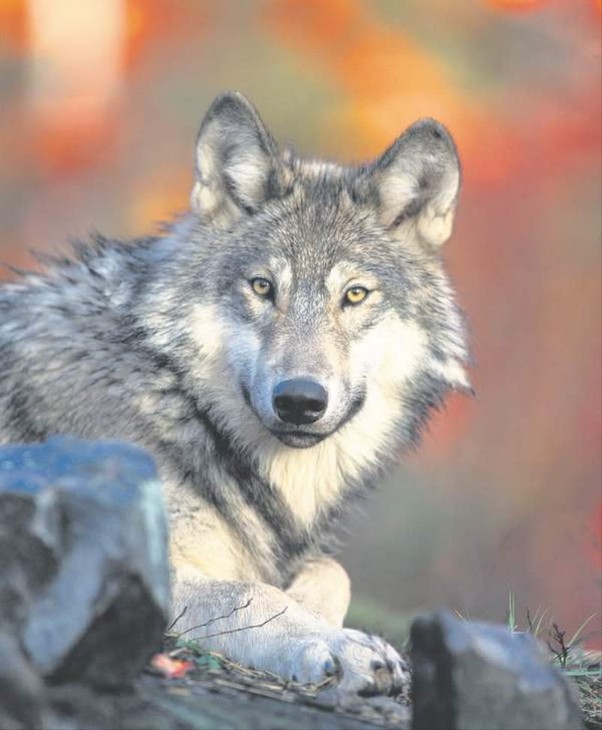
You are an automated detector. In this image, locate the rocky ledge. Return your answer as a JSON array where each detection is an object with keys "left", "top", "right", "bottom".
[{"left": 0, "top": 437, "right": 585, "bottom": 730}]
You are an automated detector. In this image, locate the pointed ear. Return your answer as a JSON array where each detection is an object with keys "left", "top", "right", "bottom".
[
  {"left": 191, "top": 92, "right": 284, "bottom": 226},
  {"left": 360, "top": 119, "right": 461, "bottom": 249}
]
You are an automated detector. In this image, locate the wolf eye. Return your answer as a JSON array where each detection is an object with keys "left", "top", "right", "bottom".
[
  {"left": 250, "top": 277, "right": 273, "bottom": 299},
  {"left": 343, "top": 286, "right": 369, "bottom": 306}
]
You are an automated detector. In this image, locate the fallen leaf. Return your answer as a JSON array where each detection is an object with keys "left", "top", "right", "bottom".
[{"left": 150, "top": 653, "right": 194, "bottom": 679}]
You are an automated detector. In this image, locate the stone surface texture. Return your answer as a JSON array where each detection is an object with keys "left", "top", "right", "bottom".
[
  {"left": 410, "top": 610, "right": 583, "bottom": 730},
  {"left": 0, "top": 436, "right": 171, "bottom": 689}
]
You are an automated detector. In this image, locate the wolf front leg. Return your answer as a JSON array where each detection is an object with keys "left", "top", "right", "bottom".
[
  {"left": 285, "top": 557, "right": 351, "bottom": 627},
  {"left": 172, "top": 568, "right": 408, "bottom": 696}
]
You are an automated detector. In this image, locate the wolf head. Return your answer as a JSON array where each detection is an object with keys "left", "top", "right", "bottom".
[{"left": 148, "top": 92, "right": 469, "bottom": 462}]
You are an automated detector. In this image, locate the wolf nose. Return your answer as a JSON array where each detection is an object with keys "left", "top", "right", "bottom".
[{"left": 273, "top": 379, "right": 328, "bottom": 425}]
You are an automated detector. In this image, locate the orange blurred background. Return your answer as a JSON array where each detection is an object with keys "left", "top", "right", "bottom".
[{"left": 1, "top": 0, "right": 600, "bottom": 646}]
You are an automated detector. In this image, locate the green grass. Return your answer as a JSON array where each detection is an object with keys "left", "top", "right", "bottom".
[{"left": 503, "top": 592, "right": 600, "bottom": 728}]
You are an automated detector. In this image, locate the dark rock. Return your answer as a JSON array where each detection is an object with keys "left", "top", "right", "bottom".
[
  {"left": 0, "top": 632, "right": 48, "bottom": 730},
  {"left": 410, "top": 610, "right": 583, "bottom": 730},
  {"left": 0, "top": 436, "right": 171, "bottom": 689}
]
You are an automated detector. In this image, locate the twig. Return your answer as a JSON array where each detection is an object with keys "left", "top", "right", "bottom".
[
  {"left": 547, "top": 623, "right": 569, "bottom": 668},
  {"left": 192, "top": 606, "right": 288, "bottom": 641},
  {"left": 177, "top": 599, "right": 253, "bottom": 637},
  {"left": 167, "top": 605, "right": 188, "bottom": 632}
]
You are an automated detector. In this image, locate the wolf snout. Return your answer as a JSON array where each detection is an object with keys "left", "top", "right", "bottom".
[{"left": 273, "top": 379, "right": 328, "bottom": 425}]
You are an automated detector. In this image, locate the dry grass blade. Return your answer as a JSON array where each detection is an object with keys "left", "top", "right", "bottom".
[{"left": 567, "top": 614, "right": 598, "bottom": 649}]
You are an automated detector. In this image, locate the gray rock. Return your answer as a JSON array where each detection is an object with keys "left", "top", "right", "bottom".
[
  {"left": 410, "top": 610, "right": 583, "bottom": 730},
  {"left": 0, "top": 632, "right": 48, "bottom": 730},
  {"left": 0, "top": 436, "right": 171, "bottom": 689}
]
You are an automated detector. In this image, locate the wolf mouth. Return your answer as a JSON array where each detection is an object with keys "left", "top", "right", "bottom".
[
  {"left": 268, "top": 392, "right": 367, "bottom": 449},
  {"left": 269, "top": 430, "right": 327, "bottom": 448}
]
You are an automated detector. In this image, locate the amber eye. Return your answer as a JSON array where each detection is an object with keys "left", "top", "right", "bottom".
[
  {"left": 344, "top": 286, "right": 369, "bottom": 306},
  {"left": 250, "top": 277, "right": 273, "bottom": 299}
]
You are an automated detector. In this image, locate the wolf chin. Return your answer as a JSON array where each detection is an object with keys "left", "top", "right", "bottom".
[{"left": 0, "top": 92, "right": 470, "bottom": 696}]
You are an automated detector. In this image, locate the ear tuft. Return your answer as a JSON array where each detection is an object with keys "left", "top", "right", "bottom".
[
  {"left": 362, "top": 118, "right": 461, "bottom": 249},
  {"left": 191, "top": 92, "right": 282, "bottom": 226}
]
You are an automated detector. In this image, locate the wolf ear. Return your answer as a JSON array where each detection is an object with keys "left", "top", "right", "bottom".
[
  {"left": 361, "top": 119, "right": 461, "bottom": 249},
  {"left": 191, "top": 92, "right": 282, "bottom": 225}
]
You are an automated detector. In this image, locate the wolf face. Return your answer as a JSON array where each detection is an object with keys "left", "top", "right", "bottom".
[{"left": 167, "top": 93, "right": 470, "bottom": 456}]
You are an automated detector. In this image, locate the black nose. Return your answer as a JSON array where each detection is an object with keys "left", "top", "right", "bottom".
[{"left": 273, "top": 379, "right": 328, "bottom": 425}]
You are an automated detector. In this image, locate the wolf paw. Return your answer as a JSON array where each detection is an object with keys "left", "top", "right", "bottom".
[
  {"left": 284, "top": 629, "right": 409, "bottom": 697},
  {"left": 333, "top": 628, "right": 410, "bottom": 696},
  {"left": 285, "top": 638, "right": 340, "bottom": 685}
]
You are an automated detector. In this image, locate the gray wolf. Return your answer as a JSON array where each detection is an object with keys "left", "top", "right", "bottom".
[{"left": 0, "top": 92, "right": 469, "bottom": 696}]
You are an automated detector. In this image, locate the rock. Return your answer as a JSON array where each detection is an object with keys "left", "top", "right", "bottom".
[
  {"left": 410, "top": 610, "right": 582, "bottom": 730},
  {"left": 0, "top": 632, "right": 48, "bottom": 730},
  {"left": 0, "top": 436, "right": 171, "bottom": 689}
]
